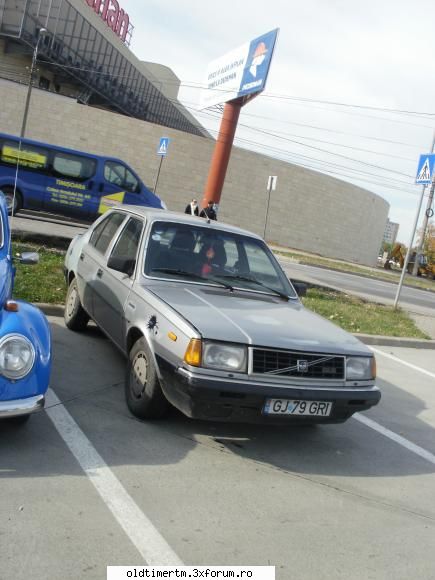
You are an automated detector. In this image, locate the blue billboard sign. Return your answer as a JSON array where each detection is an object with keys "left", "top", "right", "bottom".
[{"left": 200, "top": 29, "right": 279, "bottom": 109}]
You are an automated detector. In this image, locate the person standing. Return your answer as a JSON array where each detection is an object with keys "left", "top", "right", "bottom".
[
  {"left": 184, "top": 199, "right": 199, "bottom": 216},
  {"left": 200, "top": 200, "right": 217, "bottom": 221}
]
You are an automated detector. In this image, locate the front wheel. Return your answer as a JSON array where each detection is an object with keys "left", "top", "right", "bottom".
[
  {"left": 3, "top": 186, "right": 23, "bottom": 215},
  {"left": 64, "top": 277, "right": 89, "bottom": 331},
  {"left": 125, "top": 337, "right": 169, "bottom": 420}
]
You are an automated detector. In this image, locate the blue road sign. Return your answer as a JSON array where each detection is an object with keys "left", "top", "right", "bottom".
[
  {"left": 157, "top": 137, "right": 170, "bottom": 157},
  {"left": 416, "top": 153, "right": 435, "bottom": 184}
]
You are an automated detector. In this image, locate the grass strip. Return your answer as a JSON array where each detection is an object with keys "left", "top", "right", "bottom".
[
  {"left": 303, "top": 288, "right": 429, "bottom": 339},
  {"left": 10, "top": 243, "right": 429, "bottom": 339}
]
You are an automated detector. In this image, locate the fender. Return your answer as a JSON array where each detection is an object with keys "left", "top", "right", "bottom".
[{"left": 0, "top": 302, "right": 51, "bottom": 401}]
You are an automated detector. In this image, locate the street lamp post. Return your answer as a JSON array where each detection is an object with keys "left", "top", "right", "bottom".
[{"left": 20, "top": 27, "right": 47, "bottom": 139}]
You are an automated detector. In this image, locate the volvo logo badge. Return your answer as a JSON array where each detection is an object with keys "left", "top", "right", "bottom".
[{"left": 297, "top": 360, "right": 309, "bottom": 372}]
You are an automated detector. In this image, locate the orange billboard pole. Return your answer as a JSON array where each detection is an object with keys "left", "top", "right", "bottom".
[{"left": 201, "top": 97, "right": 243, "bottom": 208}]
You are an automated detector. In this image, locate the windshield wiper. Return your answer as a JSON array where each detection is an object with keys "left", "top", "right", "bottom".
[
  {"left": 217, "top": 274, "right": 289, "bottom": 301},
  {"left": 151, "top": 268, "right": 234, "bottom": 291}
]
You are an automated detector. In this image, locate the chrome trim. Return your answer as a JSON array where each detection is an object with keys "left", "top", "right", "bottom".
[
  {"left": 0, "top": 394, "right": 45, "bottom": 418},
  {"left": 177, "top": 367, "right": 378, "bottom": 393},
  {"left": 0, "top": 334, "right": 36, "bottom": 379},
  {"left": 249, "top": 347, "right": 346, "bottom": 382}
]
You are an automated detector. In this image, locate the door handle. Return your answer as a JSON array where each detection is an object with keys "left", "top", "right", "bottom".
[
  {"left": 79, "top": 253, "right": 84, "bottom": 261},
  {"left": 96, "top": 268, "right": 103, "bottom": 278},
  {"left": 98, "top": 183, "right": 104, "bottom": 193}
]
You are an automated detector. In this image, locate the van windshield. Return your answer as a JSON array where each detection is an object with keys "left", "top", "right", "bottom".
[{"left": 144, "top": 221, "right": 296, "bottom": 298}]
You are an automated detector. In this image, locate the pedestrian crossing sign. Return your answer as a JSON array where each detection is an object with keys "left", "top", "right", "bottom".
[
  {"left": 157, "top": 137, "right": 170, "bottom": 156},
  {"left": 416, "top": 154, "right": 435, "bottom": 184}
]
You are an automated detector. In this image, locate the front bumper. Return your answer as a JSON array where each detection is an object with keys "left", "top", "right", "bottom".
[
  {"left": 158, "top": 358, "right": 381, "bottom": 424},
  {"left": 0, "top": 394, "right": 45, "bottom": 419}
]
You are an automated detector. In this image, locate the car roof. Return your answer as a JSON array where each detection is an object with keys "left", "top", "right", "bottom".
[{"left": 114, "top": 206, "right": 263, "bottom": 239}]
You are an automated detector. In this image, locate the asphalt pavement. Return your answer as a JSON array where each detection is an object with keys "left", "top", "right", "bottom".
[{"left": 1, "top": 316, "right": 435, "bottom": 579}]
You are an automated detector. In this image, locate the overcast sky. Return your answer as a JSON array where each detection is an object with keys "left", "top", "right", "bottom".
[{"left": 125, "top": 0, "right": 434, "bottom": 246}]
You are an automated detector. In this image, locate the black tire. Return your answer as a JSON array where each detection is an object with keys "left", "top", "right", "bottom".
[
  {"left": 125, "top": 337, "right": 169, "bottom": 420},
  {"left": 64, "top": 277, "right": 89, "bottom": 331},
  {"left": 3, "top": 186, "right": 23, "bottom": 215}
]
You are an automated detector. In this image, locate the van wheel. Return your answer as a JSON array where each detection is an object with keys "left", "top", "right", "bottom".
[
  {"left": 125, "top": 337, "right": 169, "bottom": 420},
  {"left": 64, "top": 278, "right": 89, "bottom": 331},
  {"left": 3, "top": 186, "right": 23, "bottom": 215}
]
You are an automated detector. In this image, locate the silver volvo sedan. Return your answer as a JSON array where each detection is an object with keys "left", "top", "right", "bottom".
[{"left": 64, "top": 207, "right": 380, "bottom": 424}]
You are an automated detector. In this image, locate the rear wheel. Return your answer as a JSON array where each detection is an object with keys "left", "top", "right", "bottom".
[
  {"left": 64, "top": 277, "right": 89, "bottom": 331},
  {"left": 2, "top": 186, "right": 23, "bottom": 215},
  {"left": 125, "top": 337, "right": 169, "bottom": 420}
]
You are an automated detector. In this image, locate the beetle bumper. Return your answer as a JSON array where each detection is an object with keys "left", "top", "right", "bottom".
[{"left": 0, "top": 394, "right": 45, "bottom": 419}]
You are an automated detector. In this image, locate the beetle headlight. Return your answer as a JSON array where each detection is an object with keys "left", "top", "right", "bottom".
[
  {"left": 346, "top": 356, "right": 375, "bottom": 381},
  {"left": 203, "top": 342, "right": 247, "bottom": 372},
  {"left": 0, "top": 334, "right": 36, "bottom": 380}
]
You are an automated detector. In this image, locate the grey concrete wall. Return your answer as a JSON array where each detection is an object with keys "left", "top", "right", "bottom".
[{"left": 0, "top": 78, "right": 389, "bottom": 265}]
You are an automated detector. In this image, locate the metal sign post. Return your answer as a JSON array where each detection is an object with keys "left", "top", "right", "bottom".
[
  {"left": 394, "top": 132, "right": 435, "bottom": 308},
  {"left": 263, "top": 175, "right": 277, "bottom": 239},
  {"left": 153, "top": 137, "right": 170, "bottom": 195}
]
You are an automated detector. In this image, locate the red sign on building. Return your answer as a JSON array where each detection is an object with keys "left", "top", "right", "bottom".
[{"left": 85, "top": 0, "right": 132, "bottom": 44}]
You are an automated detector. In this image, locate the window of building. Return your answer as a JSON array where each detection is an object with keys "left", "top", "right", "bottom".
[{"left": 39, "top": 76, "right": 50, "bottom": 90}]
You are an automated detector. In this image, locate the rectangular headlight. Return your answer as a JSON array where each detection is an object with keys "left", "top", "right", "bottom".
[
  {"left": 346, "top": 356, "right": 375, "bottom": 380},
  {"left": 203, "top": 342, "right": 247, "bottom": 372}
]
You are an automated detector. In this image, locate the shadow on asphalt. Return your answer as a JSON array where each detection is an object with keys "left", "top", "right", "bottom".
[{"left": 1, "top": 318, "right": 434, "bottom": 480}]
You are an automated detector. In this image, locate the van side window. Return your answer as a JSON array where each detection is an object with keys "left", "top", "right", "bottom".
[
  {"left": 89, "top": 212, "right": 125, "bottom": 254},
  {"left": 53, "top": 151, "right": 96, "bottom": 181},
  {"left": 104, "top": 161, "right": 139, "bottom": 193},
  {"left": 0, "top": 140, "right": 48, "bottom": 171}
]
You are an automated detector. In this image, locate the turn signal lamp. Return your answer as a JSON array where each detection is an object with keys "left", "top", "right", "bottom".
[
  {"left": 371, "top": 356, "right": 377, "bottom": 380},
  {"left": 184, "top": 339, "right": 202, "bottom": 367},
  {"left": 5, "top": 300, "right": 19, "bottom": 312}
]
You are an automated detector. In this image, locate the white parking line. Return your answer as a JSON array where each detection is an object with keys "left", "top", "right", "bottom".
[
  {"left": 354, "top": 413, "right": 435, "bottom": 466},
  {"left": 370, "top": 346, "right": 435, "bottom": 380},
  {"left": 45, "top": 389, "right": 183, "bottom": 566},
  {"left": 354, "top": 347, "right": 435, "bottom": 466}
]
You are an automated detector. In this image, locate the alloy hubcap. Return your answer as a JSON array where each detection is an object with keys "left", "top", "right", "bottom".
[
  {"left": 131, "top": 352, "right": 148, "bottom": 398},
  {"left": 67, "top": 286, "right": 77, "bottom": 317}
]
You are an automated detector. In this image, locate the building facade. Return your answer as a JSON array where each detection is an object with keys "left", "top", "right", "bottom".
[
  {"left": 0, "top": 0, "right": 207, "bottom": 136},
  {"left": 0, "top": 0, "right": 390, "bottom": 265},
  {"left": 383, "top": 218, "right": 400, "bottom": 246}
]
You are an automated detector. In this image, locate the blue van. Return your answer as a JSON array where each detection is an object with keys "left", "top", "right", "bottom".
[{"left": 0, "top": 132, "right": 164, "bottom": 219}]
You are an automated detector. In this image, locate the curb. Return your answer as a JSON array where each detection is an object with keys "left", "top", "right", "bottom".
[
  {"left": 35, "top": 303, "right": 64, "bottom": 317},
  {"left": 353, "top": 333, "right": 435, "bottom": 350},
  {"left": 33, "top": 303, "right": 435, "bottom": 349},
  {"left": 12, "top": 230, "right": 72, "bottom": 250}
]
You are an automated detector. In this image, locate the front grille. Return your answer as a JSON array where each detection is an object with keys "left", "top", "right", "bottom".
[{"left": 252, "top": 348, "right": 345, "bottom": 379}]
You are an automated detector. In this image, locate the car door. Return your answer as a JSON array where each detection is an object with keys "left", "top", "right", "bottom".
[
  {"left": 87, "top": 160, "right": 141, "bottom": 220},
  {"left": 76, "top": 212, "right": 127, "bottom": 317},
  {"left": 92, "top": 216, "right": 144, "bottom": 349},
  {"left": 44, "top": 150, "right": 98, "bottom": 219}
]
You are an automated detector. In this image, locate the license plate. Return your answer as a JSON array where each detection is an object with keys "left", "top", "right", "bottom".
[{"left": 263, "top": 399, "right": 333, "bottom": 416}]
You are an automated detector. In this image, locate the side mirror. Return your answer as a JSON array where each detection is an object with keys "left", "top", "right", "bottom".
[
  {"left": 19, "top": 252, "right": 39, "bottom": 265},
  {"left": 107, "top": 255, "right": 135, "bottom": 277},
  {"left": 292, "top": 281, "right": 307, "bottom": 297}
]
